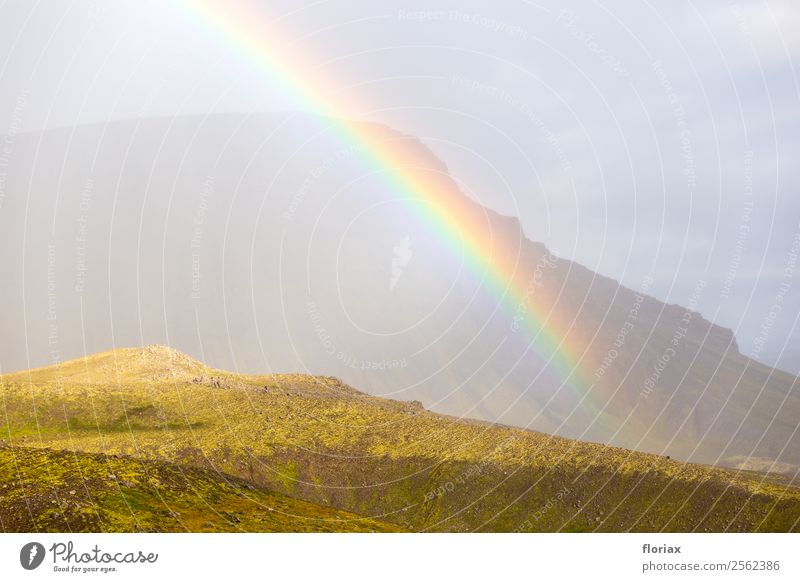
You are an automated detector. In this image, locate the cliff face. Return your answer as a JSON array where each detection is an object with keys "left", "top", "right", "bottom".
[{"left": 0, "top": 113, "right": 796, "bottom": 474}]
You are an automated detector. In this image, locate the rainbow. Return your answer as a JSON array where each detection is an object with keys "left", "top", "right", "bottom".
[{"left": 176, "top": 0, "right": 597, "bottom": 416}]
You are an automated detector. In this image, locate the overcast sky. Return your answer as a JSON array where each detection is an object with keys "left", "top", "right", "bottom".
[{"left": 1, "top": 0, "right": 799, "bottom": 373}]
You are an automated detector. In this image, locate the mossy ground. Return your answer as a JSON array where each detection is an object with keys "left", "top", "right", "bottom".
[
  {"left": 0, "top": 445, "right": 400, "bottom": 532},
  {"left": 2, "top": 346, "right": 799, "bottom": 532}
]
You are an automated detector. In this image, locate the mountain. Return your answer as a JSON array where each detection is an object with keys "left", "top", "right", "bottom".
[
  {"left": 0, "top": 113, "right": 798, "bottom": 476},
  {"left": 1, "top": 347, "right": 798, "bottom": 532}
]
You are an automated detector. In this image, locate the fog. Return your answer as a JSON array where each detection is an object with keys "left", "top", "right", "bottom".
[{"left": 1, "top": 0, "right": 799, "bottom": 374}]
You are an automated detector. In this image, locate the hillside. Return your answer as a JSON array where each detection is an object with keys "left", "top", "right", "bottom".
[
  {"left": 0, "top": 445, "right": 400, "bottom": 532},
  {"left": 1, "top": 346, "right": 798, "bottom": 532}
]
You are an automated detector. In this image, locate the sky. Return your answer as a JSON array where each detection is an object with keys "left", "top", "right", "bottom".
[{"left": 0, "top": 0, "right": 799, "bottom": 373}]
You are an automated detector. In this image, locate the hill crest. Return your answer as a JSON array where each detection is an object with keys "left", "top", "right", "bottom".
[{"left": 1, "top": 345, "right": 210, "bottom": 384}]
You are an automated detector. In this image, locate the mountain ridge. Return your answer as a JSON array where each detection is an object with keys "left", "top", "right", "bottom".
[{"left": 0, "top": 111, "right": 747, "bottom": 358}]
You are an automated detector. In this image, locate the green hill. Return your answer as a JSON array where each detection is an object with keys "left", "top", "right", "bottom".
[
  {"left": 0, "top": 445, "right": 400, "bottom": 532},
  {"left": 1, "top": 346, "right": 798, "bottom": 532}
]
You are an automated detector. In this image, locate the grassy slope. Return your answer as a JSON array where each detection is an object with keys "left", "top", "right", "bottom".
[
  {"left": 2, "top": 346, "right": 799, "bottom": 532},
  {"left": 0, "top": 445, "right": 400, "bottom": 532}
]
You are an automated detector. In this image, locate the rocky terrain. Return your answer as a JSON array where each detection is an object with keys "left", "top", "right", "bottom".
[{"left": 1, "top": 346, "right": 798, "bottom": 532}]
